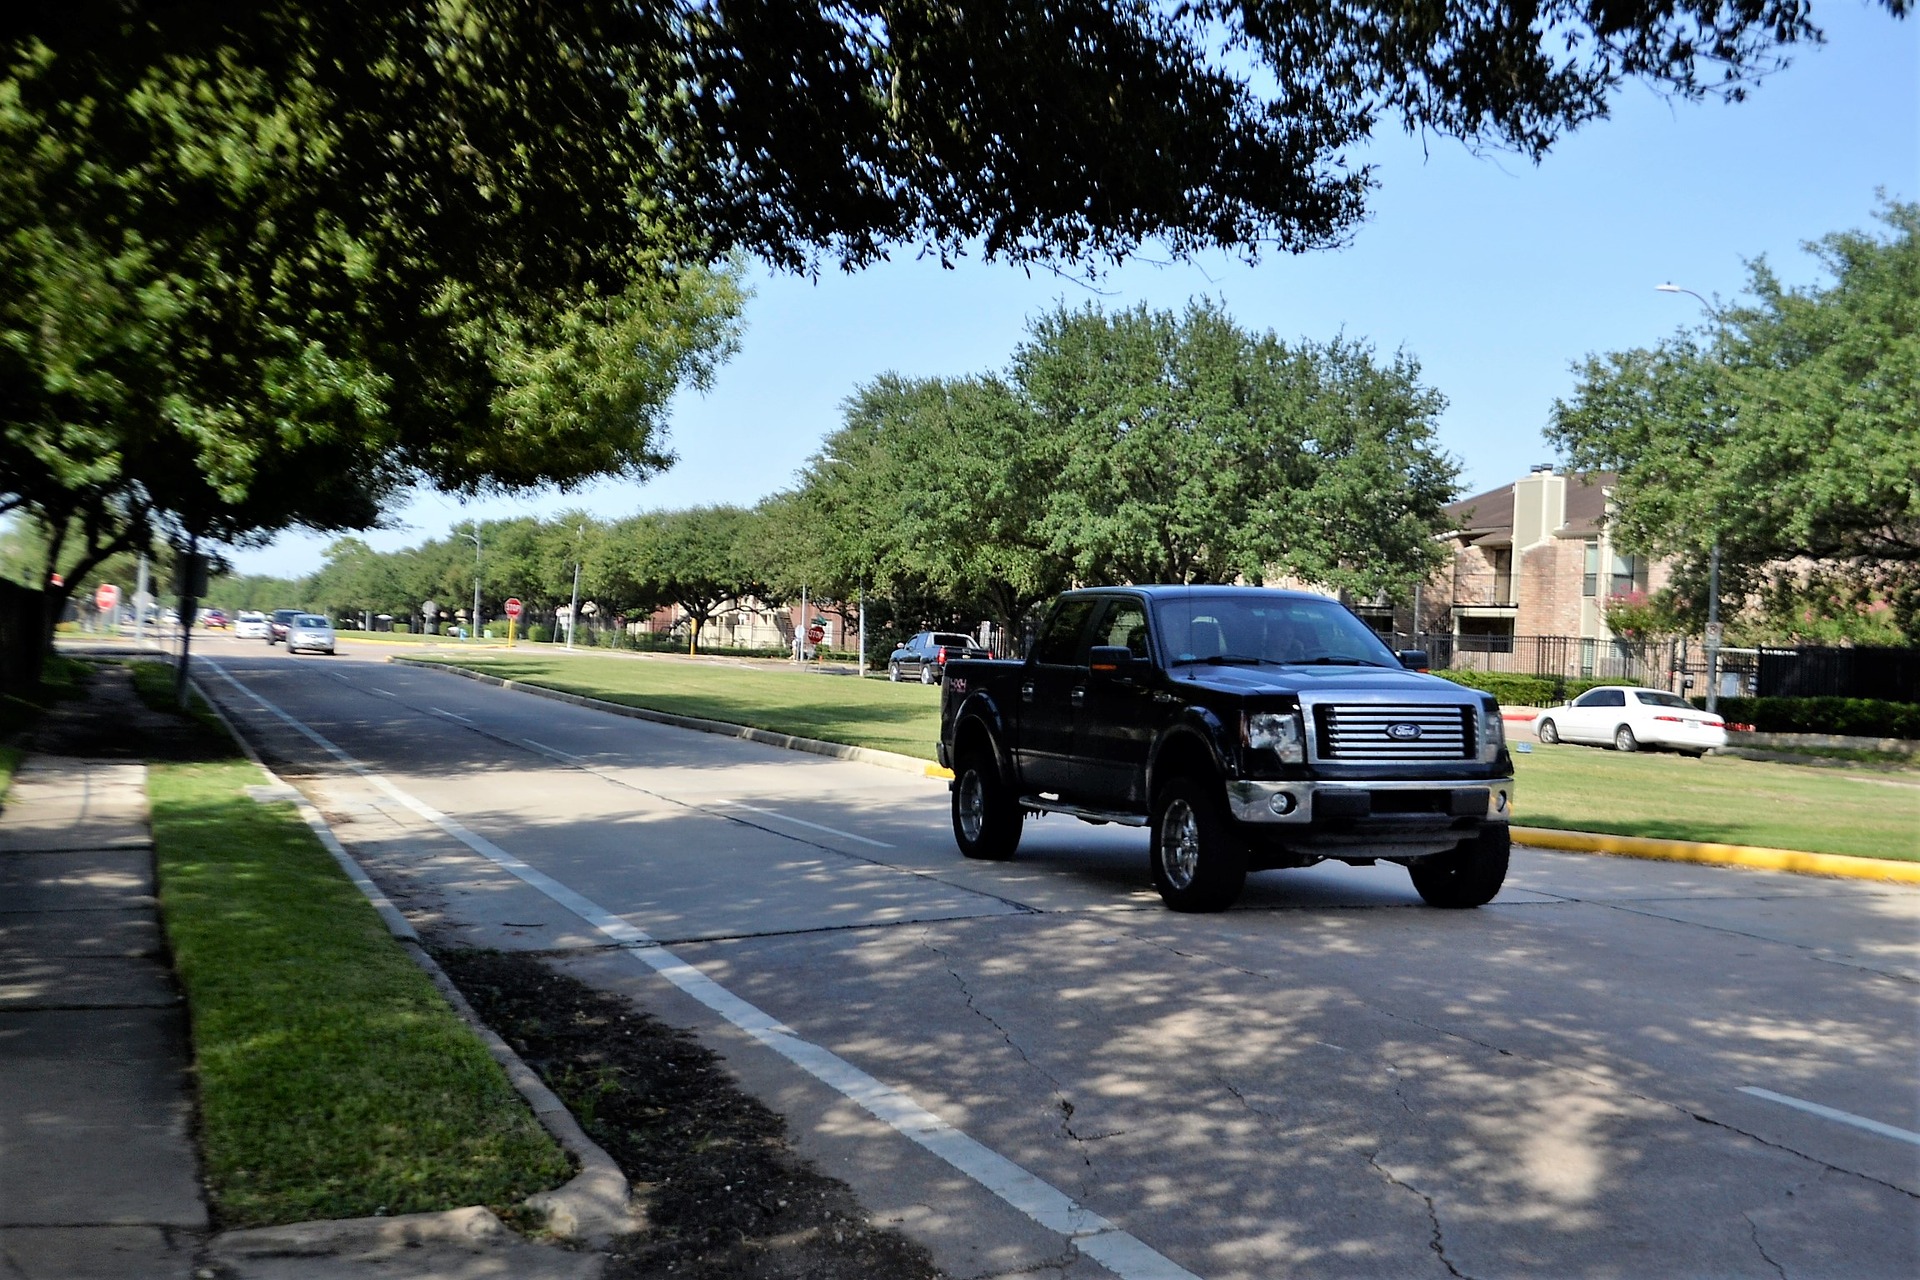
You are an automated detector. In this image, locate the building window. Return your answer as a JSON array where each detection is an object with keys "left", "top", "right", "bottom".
[
  {"left": 1582, "top": 540, "right": 1599, "bottom": 597},
  {"left": 1610, "top": 552, "right": 1645, "bottom": 598}
]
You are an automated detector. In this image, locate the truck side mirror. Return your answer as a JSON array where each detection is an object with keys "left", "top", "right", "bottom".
[
  {"left": 1397, "top": 649, "right": 1430, "bottom": 672},
  {"left": 1088, "top": 645, "right": 1138, "bottom": 680}
]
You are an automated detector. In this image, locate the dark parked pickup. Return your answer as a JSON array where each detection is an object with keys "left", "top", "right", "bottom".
[
  {"left": 887, "top": 630, "right": 990, "bottom": 684},
  {"left": 937, "top": 586, "right": 1514, "bottom": 912}
]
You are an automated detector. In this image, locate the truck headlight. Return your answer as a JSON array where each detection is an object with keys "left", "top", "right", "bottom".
[
  {"left": 1244, "top": 710, "right": 1305, "bottom": 763},
  {"left": 1478, "top": 701, "right": 1504, "bottom": 763}
]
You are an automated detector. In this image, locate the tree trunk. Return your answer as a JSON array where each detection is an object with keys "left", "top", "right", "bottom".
[{"left": 172, "top": 535, "right": 200, "bottom": 709}]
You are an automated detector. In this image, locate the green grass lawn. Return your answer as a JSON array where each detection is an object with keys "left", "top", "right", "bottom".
[
  {"left": 148, "top": 747, "right": 571, "bottom": 1226},
  {"left": 412, "top": 651, "right": 947, "bottom": 760},
  {"left": 1511, "top": 742, "right": 1919, "bottom": 861},
  {"left": 412, "top": 652, "right": 1919, "bottom": 861}
]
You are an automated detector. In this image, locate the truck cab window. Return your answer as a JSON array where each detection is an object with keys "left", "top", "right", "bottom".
[{"left": 1032, "top": 598, "right": 1099, "bottom": 666}]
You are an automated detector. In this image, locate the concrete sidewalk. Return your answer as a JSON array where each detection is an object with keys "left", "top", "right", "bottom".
[{"left": 0, "top": 753, "right": 208, "bottom": 1280}]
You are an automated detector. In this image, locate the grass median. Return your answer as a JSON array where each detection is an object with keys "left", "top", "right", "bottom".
[
  {"left": 131, "top": 664, "right": 572, "bottom": 1227},
  {"left": 1511, "top": 742, "right": 1919, "bottom": 862},
  {"left": 410, "top": 650, "right": 946, "bottom": 760},
  {"left": 407, "top": 652, "right": 1919, "bottom": 862}
]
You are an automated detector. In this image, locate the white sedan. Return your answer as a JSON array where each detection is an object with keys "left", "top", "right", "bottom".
[
  {"left": 1535, "top": 686, "right": 1727, "bottom": 756},
  {"left": 234, "top": 610, "right": 269, "bottom": 639}
]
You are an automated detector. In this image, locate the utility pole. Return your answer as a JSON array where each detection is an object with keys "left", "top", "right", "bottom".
[
  {"left": 459, "top": 529, "right": 482, "bottom": 641},
  {"left": 1705, "top": 541, "right": 1722, "bottom": 714},
  {"left": 857, "top": 586, "right": 867, "bottom": 678}
]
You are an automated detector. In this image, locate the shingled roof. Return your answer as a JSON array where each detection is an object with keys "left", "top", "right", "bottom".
[{"left": 1443, "top": 470, "right": 1620, "bottom": 543}]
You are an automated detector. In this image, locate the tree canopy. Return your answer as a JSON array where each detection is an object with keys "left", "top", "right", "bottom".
[
  {"left": 770, "top": 299, "right": 1459, "bottom": 637},
  {"left": 1550, "top": 199, "right": 1920, "bottom": 638}
]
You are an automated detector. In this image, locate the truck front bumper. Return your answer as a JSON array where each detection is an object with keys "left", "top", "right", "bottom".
[{"left": 1225, "top": 777, "right": 1514, "bottom": 825}]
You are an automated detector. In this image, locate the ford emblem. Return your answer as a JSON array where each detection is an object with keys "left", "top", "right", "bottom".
[{"left": 1386, "top": 722, "right": 1423, "bottom": 741}]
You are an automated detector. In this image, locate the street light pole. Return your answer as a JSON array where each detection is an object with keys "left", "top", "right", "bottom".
[
  {"left": 1656, "top": 283, "right": 1724, "bottom": 712},
  {"left": 459, "top": 530, "right": 482, "bottom": 641},
  {"left": 566, "top": 524, "right": 584, "bottom": 651}
]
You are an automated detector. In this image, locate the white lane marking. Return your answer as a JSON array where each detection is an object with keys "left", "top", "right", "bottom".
[
  {"left": 523, "top": 738, "right": 586, "bottom": 764},
  {"left": 1738, "top": 1087, "right": 1920, "bottom": 1147},
  {"left": 371, "top": 687, "right": 397, "bottom": 698},
  {"left": 715, "top": 801, "right": 894, "bottom": 848},
  {"left": 202, "top": 660, "right": 1200, "bottom": 1280},
  {"left": 434, "top": 707, "right": 474, "bottom": 723}
]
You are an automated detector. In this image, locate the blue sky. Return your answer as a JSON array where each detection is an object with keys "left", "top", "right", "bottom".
[{"left": 232, "top": 2, "right": 1918, "bottom": 579}]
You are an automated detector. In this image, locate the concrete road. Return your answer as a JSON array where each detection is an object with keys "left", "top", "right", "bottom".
[{"left": 188, "top": 638, "right": 1920, "bottom": 1280}]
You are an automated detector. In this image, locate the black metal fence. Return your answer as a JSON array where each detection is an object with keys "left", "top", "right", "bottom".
[
  {"left": 1758, "top": 646, "right": 1920, "bottom": 703},
  {"left": 1383, "top": 632, "right": 1919, "bottom": 703},
  {"left": 1398, "top": 633, "right": 1683, "bottom": 687}
]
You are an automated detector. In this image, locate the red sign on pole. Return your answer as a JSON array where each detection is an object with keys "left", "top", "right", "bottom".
[
  {"left": 94, "top": 583, "right": 119, "bottom": 612},
  {"left": 806, "top": 625, "right": 825, "bottom": 644},
  {"left": 503, "top": 597, "right": 523, "bottom": 620}
]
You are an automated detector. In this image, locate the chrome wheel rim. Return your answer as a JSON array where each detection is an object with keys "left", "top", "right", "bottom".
[
  {"left": 1159, "top": 798, "right": 1201, "bottom": 890},
  {"left": 957, "top": 770, "right": 986, "bottom": 843}
]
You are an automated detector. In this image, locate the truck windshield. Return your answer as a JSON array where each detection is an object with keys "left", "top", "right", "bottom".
[{"left": 1155, "top": 594, "right": 1399, "bottom": 669}]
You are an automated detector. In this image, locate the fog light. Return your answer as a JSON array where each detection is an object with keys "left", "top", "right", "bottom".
[
  {"left": 1495, "top": 790, "right": 1508, "bottom": 813},
  {"left": 1269, "top": 792, "right": 1297, "bottom": 816}
]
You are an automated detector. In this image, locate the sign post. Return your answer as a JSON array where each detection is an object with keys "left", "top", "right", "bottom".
[{"left": 504, "top": 597, "right": 523, "bottom": 648}]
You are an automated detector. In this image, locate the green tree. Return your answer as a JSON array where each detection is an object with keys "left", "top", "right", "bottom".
[
  {"left": 1551, "top": 200, "right": 1920, "bottom": 639},
  {"left": 595, "top": 507, "right": 765, "bottom": 653},
  {"left": 1014, "top": 300, "right": 1457, "bottom": 595}
]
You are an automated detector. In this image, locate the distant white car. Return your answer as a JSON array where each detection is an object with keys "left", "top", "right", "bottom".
[
  {"left": 285, "top": 614, "right": 336, "bottom": 655},
  {"left": 1536, "top": 686, "right": 1726, "bottom": 756},
  {"left": 234, "top": 610, "right": 269, "bottom": 639}
]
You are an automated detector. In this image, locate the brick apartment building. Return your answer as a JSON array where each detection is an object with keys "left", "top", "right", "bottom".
[{"left": 1345, "top": 465, "right": 1693, "bottom": 684}]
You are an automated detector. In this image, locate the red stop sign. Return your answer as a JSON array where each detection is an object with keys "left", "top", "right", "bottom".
[
  {"left": 806, "top": 625, "right": 825, "bottom": 644},
  {"left": 504, "top": 597, "right": 523, "bottom": 619},
  {"left": 95, "top": 583, "right": 119, "bottom": 612}
]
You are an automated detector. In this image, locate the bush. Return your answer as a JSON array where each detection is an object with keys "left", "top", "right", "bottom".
[
  {"left": 1431, "top": 670, "right": 1613, "bottom": 707},
  {"left": 524, "top": 623, "right": 551, "bottom": 644},
  {"left": 392, "top": 622, "right": 410, "bottom": 635},
  {"left": 1698, "top": 696, "right": 1920, "bottom": 739}
]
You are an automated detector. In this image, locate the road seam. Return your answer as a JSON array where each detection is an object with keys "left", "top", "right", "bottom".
[
  {"left": 391, "top": 656, "right": 951, "bottom": 778},
  {"left": 394, "top": 657, "right": 1916, "bottom": 884}
]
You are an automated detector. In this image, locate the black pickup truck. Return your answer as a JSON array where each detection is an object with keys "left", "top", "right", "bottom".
[{"left": 938, "top": 586, "right": 1514, "bottom": 912}]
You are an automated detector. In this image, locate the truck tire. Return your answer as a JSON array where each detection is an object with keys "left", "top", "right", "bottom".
[
  {"left": 1408, "top": 824, "right": 1509, "bottom": 908},
  {"left": 1150, "top": 776, "right": 1247, "bottom": 913},
  {"left": 888, "top": 661, "right": 901, "bottom": 682},
  {"left": 920, "top": 663, "right": 938, "bottom": 685},
  {"left": 952, "top": 747, "right": 1021, "bottom": 860}
]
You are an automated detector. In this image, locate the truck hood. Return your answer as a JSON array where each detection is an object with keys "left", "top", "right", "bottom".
[{"left": 1165, "top": 663, "right": 1478, "bottom": 701}]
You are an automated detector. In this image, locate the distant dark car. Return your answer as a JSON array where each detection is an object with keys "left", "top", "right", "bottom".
[
  {"left": 887, "top": 631, "right": 990, "bottom": 684},
  {"left": 267, "top": 608, "right": 302, "bottom": 645}
]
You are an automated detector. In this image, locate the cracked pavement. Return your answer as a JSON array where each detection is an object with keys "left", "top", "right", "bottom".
[{"left": 198, "top": 641, "right": 1919, "bottom": 1280}]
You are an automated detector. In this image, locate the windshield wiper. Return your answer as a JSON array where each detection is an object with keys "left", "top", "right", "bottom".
[
  {"left": 1286, "top": 656, "right": 1396, "bottom": 668},
  {"left": 1171, "top": 654, "right": 1268, "bottom": 667}
]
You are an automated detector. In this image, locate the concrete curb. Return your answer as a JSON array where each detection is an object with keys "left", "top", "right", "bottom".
[
  {"left": 392, "top": 656, "right": 951, "bottom": 779},
  {"left": 1512, "top": 825, "right": 1920, "bottom": 885},
  {"left": 391, "top": 658, "right": 1913, "bottom": 885},
  {"left": 193, "top": 675, "right": 642, "bottom": 1247}
]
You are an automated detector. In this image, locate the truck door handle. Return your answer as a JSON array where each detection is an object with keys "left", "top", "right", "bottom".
[{"left": 1021, "top": 683, "right": 1035, "bottom": 702}]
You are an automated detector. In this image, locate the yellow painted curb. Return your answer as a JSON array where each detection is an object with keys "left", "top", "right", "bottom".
[
  {"left": 926, "top": 765, "right": 955, "bottom": 780},
  {"left": 1512, "top": 826, "right": 1920, "bottom": 885}
]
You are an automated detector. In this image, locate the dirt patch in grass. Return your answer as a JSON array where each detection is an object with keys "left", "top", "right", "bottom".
[{"left": 435, "top": 947, "right": 946, "bottom": 1280}]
